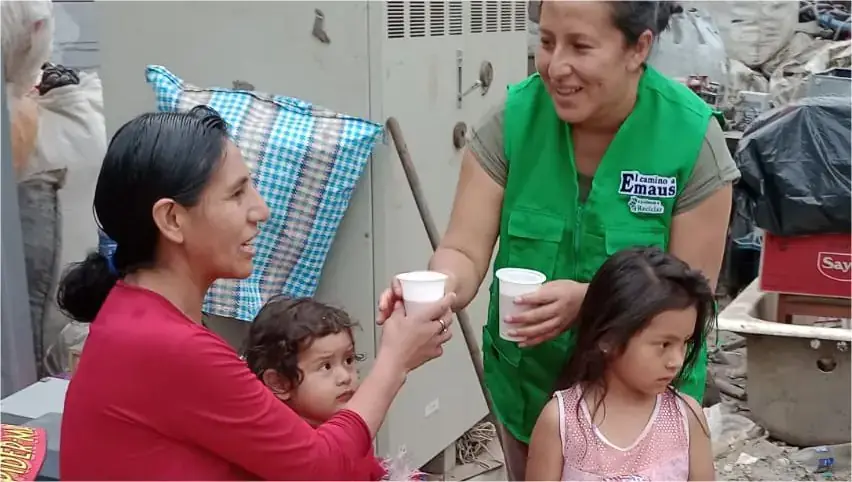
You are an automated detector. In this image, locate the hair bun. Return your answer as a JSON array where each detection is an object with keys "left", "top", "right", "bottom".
[
  {"left": 655, "top": 1, "right": 679, "bottom": 34},
  {"left": 56, "top": 251, "right": 118, "bottom": 323}
]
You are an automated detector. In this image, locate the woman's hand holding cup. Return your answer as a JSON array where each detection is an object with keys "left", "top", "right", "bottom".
[
  {"left": 377, "top": 270, "right": 456, "bottom": 324},
  {"left": 379, "top": 294, "right": 455, "bottom": 372}
]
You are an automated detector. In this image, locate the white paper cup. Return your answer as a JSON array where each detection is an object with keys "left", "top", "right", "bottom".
[
  {"left": 396, "top": 271, "right": 448, "bottom": 317},
  {"left": 496, "top": 268, "right": 546, "bottom": 342}
]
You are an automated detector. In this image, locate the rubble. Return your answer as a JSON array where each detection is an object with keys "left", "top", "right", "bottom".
[{"left": 708, "top": 330, "right": 851, "bottom": 481}]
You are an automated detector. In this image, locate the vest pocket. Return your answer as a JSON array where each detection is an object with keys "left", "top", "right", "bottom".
[
  {"left": 482, "top": 329, "right": 524, "bottom": 429},
  {"left": 506, "top": 209, "right": 566, "bottom": 277},
  {"left": 577, "top": 227, "right": 667, "bottom": 281}
]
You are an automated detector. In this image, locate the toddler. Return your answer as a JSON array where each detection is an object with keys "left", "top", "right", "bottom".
[
  {"left": 526, "top": 247, "right": 716, "bottom": 481},
  {"left": 244, "top": 296, "right": 386, "bottom": 480}
]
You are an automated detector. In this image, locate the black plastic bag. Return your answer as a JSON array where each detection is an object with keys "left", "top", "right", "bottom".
[
  {"left": 733, "top": 96, "right": 851, "bottom": 236},
  {"left": 37, "top": 62, "right": 80, "bottom": 96}
]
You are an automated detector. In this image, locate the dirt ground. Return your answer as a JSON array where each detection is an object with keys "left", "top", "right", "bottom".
[{"left": 716, "top": 439, "right": 847, "bottom": 481}]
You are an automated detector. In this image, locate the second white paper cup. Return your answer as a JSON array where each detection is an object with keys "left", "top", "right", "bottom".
[
  {"left": 496, "top": 268, "right": 546, "bottom": 342},
  {"left": 396, "top": 271, "right": 448, "bottom": 317}
]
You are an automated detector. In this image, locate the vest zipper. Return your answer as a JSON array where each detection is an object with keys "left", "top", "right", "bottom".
[{"left": 573, "top": 203, "right": 585, "bottom": 279}]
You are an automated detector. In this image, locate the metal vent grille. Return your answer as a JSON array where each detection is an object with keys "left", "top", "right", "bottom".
[
  {"left": 387, "top": 1, "right": 405, "bottom": 38},
  {"left": 470, "top": 1, "right": 483, "bottom": 34},
  {"left": 385, "top": 0, "right": 522, "bottom": 39},
  {"left": 410, "top": 1, "right": 426, "bottom": 37},
  {"left": 449, "top": 1, "right": 463, "bottom": 35},
  {"left": 485, "top": 1, "right": 499, "bottom": 33},
  {"left": 429, "top": 1, "right": 445, "bottom": 36},
  {"left": 500, "top": 1, "right": 513, "bottom": 32},
  {"left": 514, "top": 1, "right": 526, "bottom": 31}
]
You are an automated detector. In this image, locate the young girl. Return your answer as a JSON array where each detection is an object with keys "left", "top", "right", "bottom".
[
  {"left": 526, "top": 247, "right": 716, "bottom": 481},
  {"left": 243, "top": 296, "right": 386, "bottom": 481}
]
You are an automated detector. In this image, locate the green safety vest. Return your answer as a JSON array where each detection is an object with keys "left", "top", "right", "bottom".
[{"left": 484, "top": 66, "right": 716, "bottom": 444}]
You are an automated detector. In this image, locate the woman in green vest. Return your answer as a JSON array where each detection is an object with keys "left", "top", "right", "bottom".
[{"left": 379, "top": 1, "right": 739, "bottom": 479}]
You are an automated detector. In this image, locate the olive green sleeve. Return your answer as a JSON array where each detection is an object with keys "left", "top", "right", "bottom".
[
  {"left": 674, "top": 118, "right": 742, "bottom": 215},
  {"left": 468, "top": 102, "right": 509, "bottom": 188},
  {"left": 467, "top": 105, "right": 741, "bottom": 208}
]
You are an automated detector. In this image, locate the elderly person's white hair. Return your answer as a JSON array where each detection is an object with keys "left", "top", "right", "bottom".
[
  {"left": 2, "top": 0, "right": 54, "bottom": 98},
  {"left": 3, "top": 0, "right": 54, "bottom": 175}
]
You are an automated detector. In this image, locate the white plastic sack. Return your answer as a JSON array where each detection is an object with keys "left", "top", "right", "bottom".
[
  {"left": 704, "top": 403, "right": 766, "bottom": 457},
  {"left": 648, "top": 8, "right": 727, "bottom": 86},
  {"left": 528, "top": 19, "right": 539, "bottom": 57},
  {"left": 44, "top": 320, "right": 89, "bottom": 377},
  {"left": 697, "top": 1, "right": 799, "bottom": 68},
  {"left": 723, "top": 59, "right": 771, "bottom": 111},
  {"left": 768, "top": 39, "right": 852, "bottom": 106},
  {"left": 25, "top": 71, "right": 106, "bottom": 178},
  {"left": 761, "top": 31, "right": 821, "bottom": 77},
  {"left": 30, "top": 71, "right": 107, "bottom": 376},
  {"left": 527, "top": 0, "right": 539, "bottom": 56},
  {"left": 32, "top": 70, "right": 105, "bottom": 305}
]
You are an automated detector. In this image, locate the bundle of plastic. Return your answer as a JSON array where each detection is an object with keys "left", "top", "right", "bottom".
[{"left": 381, "top": 446, "right": 428, "bottom": 481}]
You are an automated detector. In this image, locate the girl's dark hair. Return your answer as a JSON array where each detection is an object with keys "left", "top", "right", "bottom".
[
  {"left": 243, "top": 296, "right": 364, "bottom": 387},
  {"left": 558, "top": 246, "right": 714, "bottom": 391},
  {"left": 608, "top": 1, "right": 679, "bottom": 45},
  {"left": 56, "top": 105, "right": 229, "bottom": 323},
  {"left": 556, "top": 246, "right": 715, "bottom": 451}
]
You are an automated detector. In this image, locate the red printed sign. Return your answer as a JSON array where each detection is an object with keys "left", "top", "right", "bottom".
[
  {"left": 761, "top": 233, "right": 852, "bottom": 298},
  {"left": 818, "top": 252, "right": 852, "bottom": 282},
  {"left": 0, "top": 424, "right": 47, "bottom": 481}
]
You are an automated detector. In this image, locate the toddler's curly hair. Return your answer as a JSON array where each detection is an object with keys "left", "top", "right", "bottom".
[{"left": 243, "top": 296, "right": 361, "bottom": 387}]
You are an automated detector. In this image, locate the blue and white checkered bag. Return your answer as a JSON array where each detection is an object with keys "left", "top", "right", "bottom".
[{"left": 145, "top": 65, "right": 383, "bottom": 322}]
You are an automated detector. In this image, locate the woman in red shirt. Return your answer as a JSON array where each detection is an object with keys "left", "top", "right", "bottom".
[{"left": 57, "top": 105, "right": 455, "bottom": 480}]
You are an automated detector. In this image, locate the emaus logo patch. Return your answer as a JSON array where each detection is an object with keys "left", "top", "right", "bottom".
[
  {"left": 618, "top": 171, "right": 677, "bottom": 199},
  {"left": 628, "top": 196, "right": 665, "bottom": 215}
]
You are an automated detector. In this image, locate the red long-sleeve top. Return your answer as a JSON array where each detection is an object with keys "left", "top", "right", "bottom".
[{"left": 60, "top": 282, "right": 383, "bottom": 481}]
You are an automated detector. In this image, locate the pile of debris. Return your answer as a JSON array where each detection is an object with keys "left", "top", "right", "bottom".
[
  {"left": 707, "top": 330, "right": 851, "bottom": 481},
  {"left": 799, "top": 0, "right": 851, "bottom": 40},
  {"left": 641, "top": 1, "right": 851, "bottom": 130},
  {"left": 707, "top": 2, "right": 850, "bottom": 128}
]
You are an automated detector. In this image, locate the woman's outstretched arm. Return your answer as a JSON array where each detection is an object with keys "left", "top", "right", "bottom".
[
  {"left": 429, "top": 149, "right": 504, "bottom": 309},
  {"left": 169, "top": 331, "right": 406, "bottom": 480}
]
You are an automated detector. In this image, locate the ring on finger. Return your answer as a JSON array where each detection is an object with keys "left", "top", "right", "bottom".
[{"left": 437, "top": 318, "right": 448, "bottom": 334}]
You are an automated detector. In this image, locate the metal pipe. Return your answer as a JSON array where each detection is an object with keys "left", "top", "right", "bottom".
[{"left": 385, "top": 116, "right": 504, "bottom": 453}]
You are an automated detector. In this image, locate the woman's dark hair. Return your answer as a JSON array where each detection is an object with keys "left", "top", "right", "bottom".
[
  {"left": 243, "top": 296, "right": 364, "bottom": 387},
  {"left": 556, "top": 246, "right": 715, "bottom": 450},
  {"left": 534, "top": 1, "right": 680, "bottom": 45},
  {"left": 608, "top": 1, "right": 679, "bottom": 45},
  {"left": 56, "top": 105, "right": 230, "bottom": 323}
]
